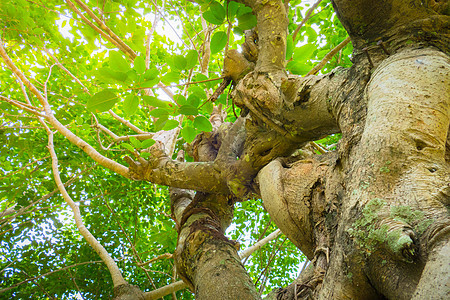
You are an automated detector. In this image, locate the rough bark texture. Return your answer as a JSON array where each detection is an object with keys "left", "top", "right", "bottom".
[{"left": 129, "top": 0, "right": 450, "bottom": 299}]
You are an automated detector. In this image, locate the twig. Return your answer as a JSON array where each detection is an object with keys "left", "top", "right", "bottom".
[
  {"left": 143, "top": 281, "right": 187, "bottom": 300},
  {"left": 143, "top": 229, "right": 283, "bottom": 299},
  {"left": 307, "top": 36, "right": 351, "bottom": 75},
  {"left": 0, "top": 167, "right": 91, "bottom": 230},
  {"left": 0, "top": 260, "right": 103, "bottom": 294},
  {"left": 0, "top": 41, "right": 129, "bottom": 178},
  {"left": 43, "top": 47, "right": 90, "bottom": 94},
  {"left": 240, "top": 229, "right": 282, "bottom": 260},
  {"left": 0, "top": 96, "right": 45, "bottom": 117},
  {"left": 108, "top": 110, "right": 146, "bottom": 134},
  {"left": 292, "top": 0, "right": 323, "bottom": 42},
  {"left": 309, "top": 141, "right": 328, "bottom": 154},
  {"left": 138, "top": 253, "right": 173, "bottom": 267},
  {"left": 68, "top": 0, "right": 137, "bottom": 59},
  {"left": 0, "top": 155, "right": 50, "bottom": 181},
  {"left": 255, "top": 237, "right": 287, "bottom": 286},
  {"left": 103, "top": 201, "right": 156, "bottom": 289}
]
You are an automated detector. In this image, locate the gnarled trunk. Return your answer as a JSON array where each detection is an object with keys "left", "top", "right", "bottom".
[{"left": 152, "top": 1, "right": 450, "bottom": 299}]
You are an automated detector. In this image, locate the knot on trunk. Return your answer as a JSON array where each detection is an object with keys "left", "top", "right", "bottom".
[{"left": 112, "top": 284, "right": 144, "bottom": 300}]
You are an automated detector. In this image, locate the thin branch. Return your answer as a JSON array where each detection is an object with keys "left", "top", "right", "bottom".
[
  {"left": 43, "top": 47, "right": 90, "bottom": 94},
  {"left": 307, "top": 36, "right": 351, "bottom": 75},
  {"left": 138, "top": 253, "right": 173, "bottom": 267},
  {"left": 149, "top": 0, "right": 189, "bottom": 49},
  {"left": 0, "top": 96, "right": 45, "bottom": 117},
  {"left": 0, "top": 167, "right": 92, "bottom": 229},
  {"left": 103, "top": 201, "right": 156, "bottom": 289},
  {"left": 0, "top": 261, "right": 103, "bottom": 294},
  {"left": 108, "top": 110, "right": 146, "bottom": 134},
  {"left": 45, "top": 126, "right": 126, "bottom": 287},
  {"left": 66, "top": 0, "right": 136, "bottom": 60},
  {"left": 0, "top": 41, "right": 129, "bottom": 178},
  {"left": 240, "top": 229, "right": 282, "bottom": 260},
  {"left": 309, "top": 141, "right": 328, "bottom": 154},
  {"left": 0, "top": 155, "right": 50, "bottom": 181},
  {"left": 292, "top": 0, "right": 323, "bottom": 42},
  {"left": 71, "top": 0, "right": 137, "bottom": 58},
  {"left": 255, "top": 237, "right": 287, "bottom": 286},
  {"left": 143, "top": 281, "right": 187, "bottom": 300}
]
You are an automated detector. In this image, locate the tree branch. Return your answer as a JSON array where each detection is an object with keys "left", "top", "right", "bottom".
[
  {"left": 0, "top": 261, "right": 103, "bottom": 295},
  {"left": 45, "top": 126, "right": 126, "bottom": 287},
  {"left": 0, "top": 41, "right": 130, "bottom": 178},
  {"left": 292, "top": 0, "right": 323, "bottom": 42},
  {"left": 67, "top": 0, "right": 137, "bottom": 59},
  {"left": 307, "top": 36, "right": 351, "bottom": 75}
]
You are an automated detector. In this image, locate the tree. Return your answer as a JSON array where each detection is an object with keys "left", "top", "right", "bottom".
[{"left": 0, "top": 0, "right": 448, "bottom": 299}]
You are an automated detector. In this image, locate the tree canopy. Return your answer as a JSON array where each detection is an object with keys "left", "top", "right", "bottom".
[{"left": 1, "top": 0, "right": 448, "bottom": 299}]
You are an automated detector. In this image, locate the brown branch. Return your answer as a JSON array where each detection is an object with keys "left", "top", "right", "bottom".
[
  {"left": 0, "top": 40, "right": 130, "bottom": 178},
  {"left": 104, "top": 201, "right": 156, "bottom": 289},
  {"left": 0, "top": 261, "right": 103, "bottom": 295},
  {"left": 43, "top": 47, "right": 90, "bottom": 94},
  {"left": 142, "top": 229, "right": 282, "bottom": 299},
  {"left": 0, "top": 155, "right": 50, "bottom": 181},
  {"left": 0, "top": 96, "right": 45, "bottom": 117},
  {"left": 0, "top": 167, "right": 93, "bottom": 229},
  {"left": 46, "top": 126, "right": 126, "bottom": 287},
  {"left": 292, "top": 0, "right": 323, "bottom": 42},
  {"left": 307, "top": 36, "right": 351, "bottom": 75},
  {"left": 138, "top": 253, "right": 173, "bottom": 267},
  {"left": 69, "top": 0, "right": 137, "bottom": 59},
  {"left": 108, "top": 110, "right": 146, "bottom": 134}
]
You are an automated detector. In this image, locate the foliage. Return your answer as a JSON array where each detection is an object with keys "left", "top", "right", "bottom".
[{"left": 0, "top": 0, "right": 349, "bottom": 298}]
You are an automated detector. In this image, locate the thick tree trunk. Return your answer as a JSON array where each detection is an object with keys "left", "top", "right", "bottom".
[{"left": 258, "top": 4, "right": 450, "bottom": 299}]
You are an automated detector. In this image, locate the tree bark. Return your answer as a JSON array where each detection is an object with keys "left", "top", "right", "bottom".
[{"left": 134, "top": 1, "right": 450, "bottom": 299}]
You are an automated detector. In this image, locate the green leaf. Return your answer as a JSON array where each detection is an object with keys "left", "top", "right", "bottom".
[
  {"left": 227, "top": 1, "right": 240, "bottom": 20},
  {"left": 187, "top": 94, "right": 200, "bottom": 107},
  {"left": 173, "top": 55, "right": 187, "bottom": 70},
  {"left": 96, "top": 67, "right": 128, "bottom": 83},
  {"left": 174, "top": 94, "right": 188, "bottom": 106},
  {"left": 144, "top": 67, "right": 159, "bottom": 80},
  {"left": 286, "top": 36, "right": 294, "bottom": 60},
  {"left": 286, "top": 60, "right": 312, "bottom": 75},
  {"left": 193, "top": 116, "right": 212, "bottom": 132},
  {"left": 162, "top": 119, "right": 179, "bottom": 131},
  {"left": 178, "top": 105, "right": 198, "bottom": 116},
  {"left": 140, "top": 152, "right": 151, "bottom": 159},
  {"left": 133, "top": 55, "right": 146, "bottom": 74},
  {"left": 139, "top": 77, "right": 159, "bottom": 88},
  {"left": 181, "top": 126, "right": 197, "bottom": 143},
  {"left": 202, "top": 1, "right": 225, "bottom": 25},
  {"left": 162, "top": 71, "right": 180, "bottom": 84},
  {"left": 109, "top": 51, "right": 130, "bottom": 73},
  {"left": 142, "top": 96, "right": 171, "bottom": 108},
  {"left": 188, "top": 86, "right": 207, "bottom": 100},
  {"left": 129, "top": 136, "right": 142, "bottom": 148},
  {"left": 210, "top": 31, "right": 228, "bottom": 54},
  {"left": 141, "top": 139, "right": 156, "bottom": 148},
  {"left": 293, "top": 44, "right": 316, "bottom": 61},
  {"left": 149, "top": 108, "right": 171, "bottom": 117},
  {"left": 185, "top": 50, "right": 198, "bottom": 70},
  {"left": 237, "top": 12, "right": 256, "bottom": 30},
  {"left": 87, "top": 89, "right": 118, "bottom": 112},
  {"left": 123, "top": 95, "right": 139, "bottom": 116},
  {"left": 121, "top": 143, "right": 135, "bottom": 152},
  {"left": 154, "top": 115, "right": 169, "bottom": 131}
]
